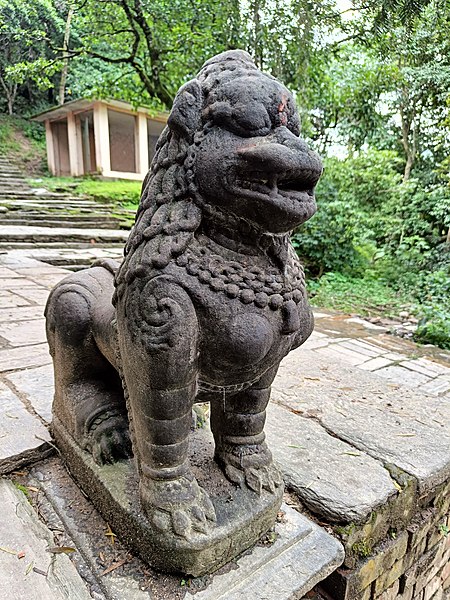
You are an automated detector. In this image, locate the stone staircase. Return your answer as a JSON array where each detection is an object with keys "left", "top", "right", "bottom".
[{"left": 0, "top": 157, "right": 134, "bottom": 269}]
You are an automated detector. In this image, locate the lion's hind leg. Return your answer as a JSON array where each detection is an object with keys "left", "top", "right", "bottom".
[
  {"left": 46, "top": 270, "right": 131, "bottom": 464},
  {"left": 211, "top": 368, "right": 283, "bottom": 495}
]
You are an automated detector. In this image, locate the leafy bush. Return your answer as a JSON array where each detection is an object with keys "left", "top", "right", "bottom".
[
  {"left": 293, "top": 151, "right": 403, "bottom": 276},
  {"left": 307, "top": 272, "right": 407, "bottom": 317},
  {"left": 413, "top": 271, "right": 450, "bottom": 349}
]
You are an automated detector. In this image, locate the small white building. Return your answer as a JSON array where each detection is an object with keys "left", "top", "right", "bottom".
[{"left": 32, "top": 98, "right": 168, "bottom": 180}]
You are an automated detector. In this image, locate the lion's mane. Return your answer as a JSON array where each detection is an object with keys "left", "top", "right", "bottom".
[{"left": 114, "top": 50, "right": 278, "bottom": 299}]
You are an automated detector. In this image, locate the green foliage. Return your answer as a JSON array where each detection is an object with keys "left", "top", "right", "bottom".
[
  {"left": 0, "top": 0, "right": 449, "bottom": 349},
  {"left": 0, "top": 114, "right": 47, "bottom": 173},
  {"left": 0, "top": 0, "right": 66, "bottom": 113},
  {"left": 351, "top": 538, "right": 373, "bottom": 559},
  {"left": 308, "top": 272, "right": 407, "bottom": 317},
  {"left": 292, "top": 151, "right": 402, "bottom": 275},
  {"left": 413, "top": 271, "right": 450, "bottom": 349}
]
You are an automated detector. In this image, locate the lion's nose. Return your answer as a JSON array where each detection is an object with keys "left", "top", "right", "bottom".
[
  {"left": 238, "top": 142, "right": 302, "bottom": 172},
  {"left": 237, "top": 129, "right": 322, "bottom": 181}
]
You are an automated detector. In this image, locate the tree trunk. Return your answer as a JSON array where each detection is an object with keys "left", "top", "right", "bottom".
[
  {"left": 399, "top": 87, "right": 419, "bottom": 182},
  {"left": 0, "top": 76, "right": 17, "bottom": 115},
  {"left": 403, "top": 152, "right": 414, "bottom": 181},
  {"left": 252, "top": 0, "right": 263, "bottom": 68},
  {"left": 58, "top": 4, "right": 74, "bottom": 105}
]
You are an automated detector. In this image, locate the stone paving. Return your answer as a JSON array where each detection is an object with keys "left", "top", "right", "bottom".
[
  {"left": 0, "top": 478, "right": 92, "bottom": 600},
  {"left": 0, "top": 157, "right": 132, "bottom": 266},
  {"left": 1, "top": 250, "right": 449, "bottom": 599}
]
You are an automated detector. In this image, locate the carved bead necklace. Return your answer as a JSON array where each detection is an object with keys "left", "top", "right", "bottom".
[{"left": 175, "top": 244, "right": 306, "bottom": 310}]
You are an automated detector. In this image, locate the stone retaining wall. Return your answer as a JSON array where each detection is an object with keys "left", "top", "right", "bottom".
[{"left": 319, "top": 479, "right": 450, "bottom": 600}]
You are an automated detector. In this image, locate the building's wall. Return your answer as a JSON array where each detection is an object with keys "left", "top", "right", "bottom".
[
  {"left": 78, "top": 111, "right": 96, "bottom": 173},
  {"left": 108, "top": 109, "right": 137, "bottom": 173},
  {"left": 50, "top": 120, "right": 70, "bottom": 176},
  {"left": 41, "top": 102, "right": 167, "bottom": 180},
  {"left": 147, "top": 118, "right": 165, "bottom": 166}
]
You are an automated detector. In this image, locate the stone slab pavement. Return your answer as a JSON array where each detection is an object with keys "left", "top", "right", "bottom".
[
  {"left": 1, "top": 250, "right": 450, "bottom": 598},
  {"left": 0, "top": 478, "right": 92, "bottom": 600}
]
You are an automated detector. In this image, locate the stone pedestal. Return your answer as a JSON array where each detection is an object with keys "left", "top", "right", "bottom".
[{"left": 53, "top": 416, "right": 284, "bottom": 576}]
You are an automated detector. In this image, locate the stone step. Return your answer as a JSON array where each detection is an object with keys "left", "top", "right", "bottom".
[
  {"left": 1, "top": 201, "right": 119, "bottom": 211},
  {"left": 0, "top": 225, "right": 129, "bottom": 245},
  {"left": 0, "top": 211, "right": 122, "bottom": 220},
  {"left": 0, "top": 177, "right": 29, "bottom": 183},
  {"left": 0, "top": 182, "right": 30, "bottom": 187},
  {"left": 0, "top": 193, "right": 91, "bottom": 201},
  {"left": 2, "top": 217, "right": 127, "bottom": 226},
  {"left": 0, "top": 208, "right": 126, "bottom": 216},
  {"left": 3, "top": 219, "right": 127, "bottom": 229},
  {"left": 0, "top": 170, "right": 24, "bottom": 176},
  {"left": 22, "top": 248, "right": 124, "bottom": 265},
  {"left": 0, "top": 241, "right": 125, "bottom": 249}
]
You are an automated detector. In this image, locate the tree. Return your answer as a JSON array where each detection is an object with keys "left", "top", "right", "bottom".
[{"left": 0, "top": 0, "right": 65, "bottom": 113}]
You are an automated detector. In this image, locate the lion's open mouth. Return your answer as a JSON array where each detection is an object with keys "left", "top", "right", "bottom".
[{"left": 236, "top": 169, "right": 318, "bottom": 199}]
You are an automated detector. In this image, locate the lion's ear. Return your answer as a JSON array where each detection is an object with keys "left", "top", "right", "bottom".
[{"left": 167, "top": 80, "right": 203, "bottom": 139}]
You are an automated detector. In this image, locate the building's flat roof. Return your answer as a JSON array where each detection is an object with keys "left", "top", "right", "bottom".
[{"left": 32, "top": 98, "right": 169, "bottom": 122}]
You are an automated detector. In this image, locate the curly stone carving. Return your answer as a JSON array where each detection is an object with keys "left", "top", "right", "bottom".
[{"left": 45, "top": 49, "right": 322, "bottom": 572}]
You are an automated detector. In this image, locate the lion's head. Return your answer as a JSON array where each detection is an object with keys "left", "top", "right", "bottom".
[{"left": 115, "top": 50, "right": 322, "bottom": 294}]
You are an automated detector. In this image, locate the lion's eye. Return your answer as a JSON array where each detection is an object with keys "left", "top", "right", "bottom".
[
  {"left": 232, "top": 102, "right": 271, "bottom": 136},
  {"left": 207, "top": 101, "right": 271, "bottom": 137}
]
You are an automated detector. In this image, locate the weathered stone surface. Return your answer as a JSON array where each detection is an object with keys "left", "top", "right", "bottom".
[
  {"left": 10, "top": 286, "right": 50, "bottom": 304},
  {"left": 0, "top": 318, "right": 46, "bottom": 346},
  {"left": 273, "top": 347, "right": 450, "bottom": 491},
  {"left": 31, "top": 460, "right": 157, "bottom": 600},
  {"left": 0, "top": 290, "right": 32, "bottom": 308},
  {"left": 14, "top": 266, "right": 76, "bottom": 277},
  {"left": 0, "top": 343, "right": 52, "bottom": 371},
  {"left": 359, "top": 357, "right": 393, "bottom": 371},
  {"left": 0, "top": 276, "right": 41, "bottom": 289},
  {"left": 185, "top": 504, "right": 344, "bottom": 600},
  {"left": 266, "top": 403, "right": 396, "bottom": 522},
  {"left": 0, "top": 382, "right": 52, "bottom": 473},
  {"left": 0, "top": 224, "right": 129, "bottom": 244},
  {"left": 53, "top": 417, "right": 284, "bottom": 577},
  {"left": 315, "top": 345, "right": 370, "bottom": 366},
  {"left": 0, "top": 305, "right": 44, "bottom": 322},
  {"left": 0, "top": 265, "right": 21, "bottom": 277},
  {"left": 44, "top": 50, "right": 323, "bottom": 574},
  {"left": 376, "top": 364, "right": 430, "bottom": 387},
  {"left": 0, "top": 479, "right": 91, "bottom": 600},
  {"left": 339, "top": 339, "right": 385, "bottom": 358},
  {"left": 6, "top": 364, "right": 54, "bottom": 423},
  {"left": 419, "top": 377, "right": 450, "bottom": 396}
]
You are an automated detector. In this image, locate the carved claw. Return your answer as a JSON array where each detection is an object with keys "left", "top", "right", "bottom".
[
  {"left": 86, "top": 415, "right": 132, "bottom": 465},
  {"left": 142, "top": 476, "right": 216, "bottom": 540},
  {"left": 217, "top": 443, "right": 283, "bottom": 495}
]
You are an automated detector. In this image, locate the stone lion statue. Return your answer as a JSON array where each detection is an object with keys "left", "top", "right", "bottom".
[{"left": 46, "top": 50, "right": 322, "bottom": 547}]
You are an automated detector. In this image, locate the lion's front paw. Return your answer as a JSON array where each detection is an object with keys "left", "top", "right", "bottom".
[
  {"left": 216, "top": 443, "right": 283, "bottom": 495},
  {"left": 141, "top": 476, "right": 216, "bottom": 540},
  {"left": 85, "top": 414, "right": 132, "bottom": 465}
]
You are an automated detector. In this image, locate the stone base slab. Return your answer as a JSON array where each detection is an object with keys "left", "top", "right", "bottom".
[
  {"left": 186, "top": 503, "right": 345, "bottom": 600},
  {"left": 53, "top": 416, "right": 284, "bottom": 577}
]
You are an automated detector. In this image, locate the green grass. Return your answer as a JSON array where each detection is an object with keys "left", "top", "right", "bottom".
[
  {"left": 308, "top": 272, "right": 410, "bottom": 318},
  {"left": 28, "top": 176, "right": 142, "bottom": 209}
]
